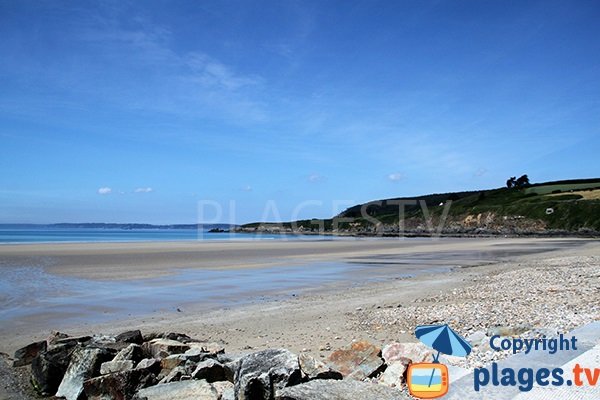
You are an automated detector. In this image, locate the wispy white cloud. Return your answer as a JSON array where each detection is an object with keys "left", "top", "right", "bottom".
[
  {"left": 97, "top": 187, "right": 112, "bottom": 195},
  {"left": 5, "top": 11, "right": 269, "bottom": 125},
  {"left": 186, "top": 53, "right": 261, "bottom": 91},
  {"left": 388, "top": 173, "right": 404, "bottom": 182},
  {"left": 134, "top": 187, "right": 153, "bottom": 193},
  {"left": 241, "top": 185, "right": 253, "bottom": 192},
  {"left": 307, "top": 173, "right": 325, "bottom": 183},
  {"left": 474, "top": 167, "right": 487, "bottom": 177}
]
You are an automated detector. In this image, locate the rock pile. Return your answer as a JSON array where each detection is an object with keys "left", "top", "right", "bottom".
[{"left": 12, "top": 331, "right": 426, "bottom": 399}]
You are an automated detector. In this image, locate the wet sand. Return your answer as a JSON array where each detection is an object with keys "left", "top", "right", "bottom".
[
  {"left": 0, "top": 237, "right": 595, "bottom": 356},
  {"left": 0, "top": 237, "right": 584, "bottom": 280}
]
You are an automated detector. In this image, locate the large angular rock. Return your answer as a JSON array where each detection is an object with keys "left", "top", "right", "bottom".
[
  {"left": 160, "top": 347, "right": 220, "bottom": 368},
  {"left": 158, "top": 366, "right": 187, "bottom": 384},
  {"left": 53, "top": 335, "right": 93, "bottom": 347},
  {"left": 143, "top": 339, "right": 190, "bottom": 358},
  {"left": 30, "top": 342, "right": 77, "bottom": 396},
  {"left": 378, "top": 361, "right": 407, "bottom": 387},
  {"left": 90, "top": 335, "right": 129, "bottom": 352},
  {"left": 13, "top": 340, "right": 47, "bottom": 367},
  {"left": 55, "top": 347, "right": 114, "bottom": 400},
  {"left": 160, "top": 354, "right": 188, "bottom": 370},
  {"left": 232, "top": 349, "right": 302, "bottom": 400},
  {"left": 182, "top": 348, "right": 213, "bottom": 363},
  {"left": 134, "top": 380, "right": 228, "bottom": 400},
  {"left": 115, "top": 330, "right": 144, "bottom": 345},
  {"left": 381, "top": 342, "right": 432, "bottom": 366},
  {"left": 192, "top": 359, "right": 227, "bottom": 382},
  {"left": 84, "top": 368, "right": 157, "bottom": 400},
  {"left": 136, "top": 358, "right": 161, "bottom": 374},
  {"left": 100, "top": 360, "right": 135, "bottom": 375},
  {"left": 327, "top": 340, "right": 383, "bottom": 380},
  {"left": 113, "top": 343, "right": 144, "bottom": 364},
  {"left": 276, "top": 379, "right": 410, "bottom": 399},
  {"left": 298, "top": 353, "right": 342, "bottom": 380}
]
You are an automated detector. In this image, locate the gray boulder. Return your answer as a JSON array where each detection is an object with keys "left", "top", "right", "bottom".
[
  {"left": 232, "top": 349, "right": 301, "bottom": 400},
  {"left": 378, "top": 361, "right": 407, "bottom": 387},
  {"left": 134, "top": 380, "right": 228, "bottom": 400},
  {"left": 183, "top": 347, "right": 216, "bottom": 363},
  {"left": 113, "top": 343, "right": 144, "bottom": 363},
  {"left": 158, "top": 366, "right": 187, "bottom": 384},
  {"left": 84, "top": 368, "right": 157, "bottom": 400},
  {"left": 184, "top": 348, "right": 208, "bottom": 359},
  {"left": 90, "top": 335, "right": 130, "bottom": 352},
  {"left": 276, "top": 379, "right": 411, "bottom": 400},
  {"left": 100, "top": 360, "right": 135, "bottom": 375},
  {"left": 192, "top": 359, "right": 227, "bottom": 382},
  {"left": 115, "top": 330, "right": 144, "bottom": 345},
  {"left": 13, "top": 340, "right": 47, "bottom": 367},
  {"left": 55, "top": 347, "right": 114, "bottom": 400},
  {"left": 53, "top": 335, "right": 93, "bottom": 347},
  {"left": 136, "top": 358, "right": 161, "bottom": 373},
  {"left": 298, "top": 353, "right": 342, "bottom": 381},
  {"left": 30, "top": 342, "right": 77, "bottom": 395},
  {"left": 160, "top": 354, "right": 188, "bottom": 370},
  {"left": 142, "top": 339, "right": 190, "bottom": 358}
]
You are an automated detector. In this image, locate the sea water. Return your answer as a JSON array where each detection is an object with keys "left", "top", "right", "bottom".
[{"left": 0, "top": 227, "right": 327, "bottom": 244}]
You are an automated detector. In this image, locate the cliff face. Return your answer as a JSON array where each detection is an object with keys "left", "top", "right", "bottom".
[{"left": 345, "top": 212, "right": 552, "bottom": 236}]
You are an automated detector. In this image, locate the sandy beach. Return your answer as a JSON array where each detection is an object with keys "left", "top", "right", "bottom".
[
  {"left": 1, "top": 237, "right": 598, "bottom": 357},
  {"left": 0, "top": 236, "right": 587, "bottom": 280},
  {"left": 1, "top": 237, "right": 599, "bottom": 399}
]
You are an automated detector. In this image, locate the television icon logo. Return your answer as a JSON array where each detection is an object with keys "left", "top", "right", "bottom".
[
  {"left": 407, "top": 362, "right": 449, "bottom": 399},
  {"left": 410, "top": 323, "right": 472, "bottom": 398}
]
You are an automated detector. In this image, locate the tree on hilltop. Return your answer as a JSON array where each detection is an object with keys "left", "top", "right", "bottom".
[
  {"left": 516, "top": 174, "right": 530, "bottom": 187},
  {"left": 506, "top": 174, "right": 530, "bottom": 189},
  {"left": 506, "top": 177, "right": 517, "bottom": 188}
]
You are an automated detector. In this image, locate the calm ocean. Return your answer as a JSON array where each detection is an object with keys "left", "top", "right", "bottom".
[{"left": 0, "top": 227, "right": 322, "bottom": 244}]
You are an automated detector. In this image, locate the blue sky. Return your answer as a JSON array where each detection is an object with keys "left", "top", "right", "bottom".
[{"left": 1, "top": 0, "right": 599, "bottom": 224}]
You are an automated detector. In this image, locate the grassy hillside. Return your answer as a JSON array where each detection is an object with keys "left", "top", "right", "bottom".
[
  {"left": 340, "top": 179, "right": 600, "bottom": 233},
  {"left": 240, "top": 178, "right": 600, "bottom": 235}
]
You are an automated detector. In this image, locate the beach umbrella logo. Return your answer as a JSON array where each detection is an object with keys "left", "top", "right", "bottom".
[{"left": 407, "top": 324, "right": 472, "bottom": 399}]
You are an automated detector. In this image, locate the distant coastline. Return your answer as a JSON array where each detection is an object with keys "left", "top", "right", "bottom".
[
  {"left": 0, "top": 225, "right": 319, "bottom": 245},
  {"left": 0, "top": 223, "right": 237, "bottom": 230}
]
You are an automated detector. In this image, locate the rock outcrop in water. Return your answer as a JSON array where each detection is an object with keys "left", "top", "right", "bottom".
[{"left": 11, "top": 330, "right": 420, "bottom": 399}]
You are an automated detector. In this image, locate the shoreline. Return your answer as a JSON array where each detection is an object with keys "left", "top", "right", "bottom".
[
  {"left": 2, "top": 227, "right": 599, "bottom": 248},
  {"left": 0, "top": 237, "right": 597, "bottom": 357}
]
